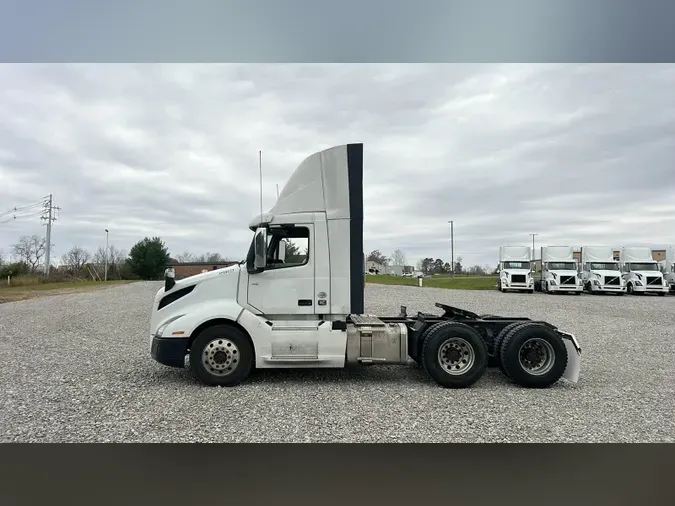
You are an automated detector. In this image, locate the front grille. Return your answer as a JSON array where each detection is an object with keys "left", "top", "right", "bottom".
[
  {"left": 646, "top": 276, "right": 661, "bottom": 286},
  {"left": 605, "top": 276, "right": 620, "bottom": 285},
  {"left": 511, "top": 274, "right": 526, "bottom": 283},
  {"left": 560, "top": 275, "right": 575, "bottom": 285}
]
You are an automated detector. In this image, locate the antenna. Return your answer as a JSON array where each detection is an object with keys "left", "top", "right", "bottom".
[
  {"left": 259, "top": 150, "right": 263, "bottom": 219},
  {"left": 276, "top": 184, "right": 280, "bottom": 199}
]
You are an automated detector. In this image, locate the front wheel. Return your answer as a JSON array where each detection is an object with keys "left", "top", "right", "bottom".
[
  {"left": 189, "top": 324, "right": 254, "bottom": 387},
  {"left": 422, "top": 322, "right": 488, "bottom": 388},
  {"left": 627, "top": 283, "right": 634, "bottom": 295}
]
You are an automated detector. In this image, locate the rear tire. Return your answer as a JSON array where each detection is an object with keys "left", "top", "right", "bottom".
[
  {"left": 421, "top": 322, "right": 488, "bottom": 388},
  {"left": 490, "top": 322, "right": 527, "bottom": 375},
  {"left": 189, "top": 324, "right": 254, "bottom": 387},
  {"left": 499, "top": 323, "right": 568, "bottom": 388}
]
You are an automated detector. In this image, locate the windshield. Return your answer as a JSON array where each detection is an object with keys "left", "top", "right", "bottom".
[
  {"left": 503, "top": 261, "right": 530, "bottom": 269},
  {"left": 628, "top": 262, "right": 659, "bottom": 271},
  {"left": 589, "top": 263, "right": 619, "bottom": 271},
  {"left": 547, "top": 262, "right": 576, "bottom": 271}
]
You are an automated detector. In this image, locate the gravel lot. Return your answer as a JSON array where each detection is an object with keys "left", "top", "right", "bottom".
[{"left": 1, "top": 281, "right": 673, "bottom": 442}]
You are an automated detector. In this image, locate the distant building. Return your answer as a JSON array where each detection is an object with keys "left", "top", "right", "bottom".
[{"left": 365, "top": 260, "right": 385, "bottom": 274}]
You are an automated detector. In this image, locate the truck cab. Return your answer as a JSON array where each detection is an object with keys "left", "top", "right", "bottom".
[
  {"left": 620, "top": 247, "right": 669, "bottom": 296},
  {"left": 538, "top": 246, "right": 582, "bottom": 294},
  {"left": 658, "top": 246, "right": 675, "bottom": 293},
  {"left": 497, "top": 246, "right": 534, "bottom": 293},
  {"left": 579, "top": 246, "right": 626, "bottom": 294}
]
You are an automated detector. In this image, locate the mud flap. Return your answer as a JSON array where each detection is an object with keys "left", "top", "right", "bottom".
[{"left": 558, "top": 331, "right": 581, "bottom": 383}]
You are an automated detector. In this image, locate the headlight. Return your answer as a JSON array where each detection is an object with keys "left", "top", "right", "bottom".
[
  {"left": 593, "top": 279, "right": 600, "bottom": 285},
  {"left": 155, "top": 314, "right": 185, "bottom": 337},
  {"left": 635, "top": 280, "right": 643, "bottom": 286},
  {"left": 550, "top": 280, "right": 557, "bottom": 285}
]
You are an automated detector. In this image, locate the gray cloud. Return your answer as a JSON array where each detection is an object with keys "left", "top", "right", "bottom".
[{"left": 1, "top": 64, "right": 674, "bottom": 268}]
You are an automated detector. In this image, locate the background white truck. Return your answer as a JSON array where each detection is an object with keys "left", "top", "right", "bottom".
[
  {"left": 620, "top": 246, "right": 669, "bottom": 296},
  {"left": 580, "top": 246, "right": 626, "bottom": 295},
  {"left": 497, "top": 246, "right": 534, "bottom": 293},
  {"left": 149, "top": 143, "right": 580, "bottom": 390},
  {"left": 658, "top": 245, "right": 675, "bottom": 293},
  {"left": 535, "top": 246, "right": 582, "bottom": 294}
]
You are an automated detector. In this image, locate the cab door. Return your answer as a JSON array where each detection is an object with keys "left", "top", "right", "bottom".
[{"left": 247, "top": 224, "right": 315, "bottom": 315}]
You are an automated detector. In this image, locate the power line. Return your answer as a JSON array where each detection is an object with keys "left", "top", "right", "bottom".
[
  {"left": 0, "top": 196, "right": 50, "bottom": 219},
  {"left": 0, "top": 210, "right": 46, "bottom": 225}
]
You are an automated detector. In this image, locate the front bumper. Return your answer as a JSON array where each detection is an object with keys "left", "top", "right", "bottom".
[
  {"left": 590, "top": 284, "right": 626, "bottom": 292},
  {"left": 151, "top": 336, "right": 190, "bottom": 368},
  {"left": 548, "top": 284, "right": 583, "bottom": 292},
  {"left": 631, "top": 284, "right": 669, "bottom": 293}
]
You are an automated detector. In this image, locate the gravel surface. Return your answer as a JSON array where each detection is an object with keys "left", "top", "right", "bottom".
[{"left": 1, "top": 281, "right": 674, "bottom": 442}]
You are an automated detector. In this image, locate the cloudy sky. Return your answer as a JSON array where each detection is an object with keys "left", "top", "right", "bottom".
[{"left": 1, "top": 63, "right": 674, "bottom": 268}]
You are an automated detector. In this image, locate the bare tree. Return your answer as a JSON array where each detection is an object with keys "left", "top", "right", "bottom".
[
  {"left": 61, "top": 246, "right": 91, "bottom": 273},
  {"left": 0, "top": 248, "right": 4, "bottom": 268},
  {"left": 193, "top": 252, "right": 231, "bottom": 263},
  {"left": 176, "top": 251, "right": 196, "bottom": 262},
  {"left": 391, "top": 249, "right": 406, "bottom": 267},
  {"left": 11, "top": 235, "right": 47, "bottom": 272},
  {"left": 92, "top": 245, "right": 127, "bottom": 278}
]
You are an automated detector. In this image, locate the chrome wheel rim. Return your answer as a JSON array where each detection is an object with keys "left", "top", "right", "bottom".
[
  {"left": 438, "top": 337, "right": 475, "bottom": 375},
  {"left": 202, "top": 338, "right": 240, "bottom": 376},
  {"left": 518, "top": 338, "right": 555, "bottom": 376}
]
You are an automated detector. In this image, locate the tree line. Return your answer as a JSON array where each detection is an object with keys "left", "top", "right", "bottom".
[
  {"left": 366, "top": 249, "right": 497, "bottom": 276},
  {"left": 0, "top": 234, "right": 234, "bottom": 281}
]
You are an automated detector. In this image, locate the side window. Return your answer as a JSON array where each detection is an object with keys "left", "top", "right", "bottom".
[{"left": 267, "top": 226, "right": 310, "bottom": 269}]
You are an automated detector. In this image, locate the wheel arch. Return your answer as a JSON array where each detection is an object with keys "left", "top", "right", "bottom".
[{"left": 188, "top": 318, "right": 256, "bottom": 362}]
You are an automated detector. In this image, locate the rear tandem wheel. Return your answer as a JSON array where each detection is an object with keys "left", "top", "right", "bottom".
[{"left": 421, "top": 321, "right": 488, "bottom": 388}]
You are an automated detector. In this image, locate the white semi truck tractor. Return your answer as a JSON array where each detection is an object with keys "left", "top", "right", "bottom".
[
  {"left": 620, "top": 246, "right": 669, "bottom": 296},
  {"left": 659, "top": 246, "right": 675, "bottom": 293},
  {"left": 535, "top": 246, "right": 583, "bottom": 294},
  {"left": 497, "top": 246, "right": 534, "bottom": 293},
  {"left": 579, "top": 246, "right": 626, "bottom": 295},
  {"left": 149, "top": 143, "right": 580, "bottom": 389}
]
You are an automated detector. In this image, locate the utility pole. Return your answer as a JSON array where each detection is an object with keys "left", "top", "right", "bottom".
[
  {"left": 104, "top": 228, "right": 109, "bottom": 281},
  {"left": 41, "top": 194, "right": 60, "bottom": 277},
  {"left": 449, "top": 220, "right": 454, "bottom": 278}
]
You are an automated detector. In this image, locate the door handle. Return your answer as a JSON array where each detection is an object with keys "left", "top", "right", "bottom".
[{"left": 298, "top": 299, "right": 312, "bottom": 306}]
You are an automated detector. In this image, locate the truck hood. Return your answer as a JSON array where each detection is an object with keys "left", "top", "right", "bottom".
[
  {"left": 502, "top": 269, "right": 531, "bottom": 275},
  {"left": 629, "top": 270, "right": 663, "bottom": 278},
  {"left": 548, "top": 270, "right": 578, "bottom": 276},
  {"left": 589, "top": 270, "right": 622, "bottom": 277},
  {"left": 155, "top": 263, "right": 242, "bottom": 299}
]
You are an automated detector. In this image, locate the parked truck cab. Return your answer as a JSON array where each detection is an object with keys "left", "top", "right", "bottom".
[
  {"left": 537, "top": 246, "right": 583, "bottom": 294},
  {"left": 620, "top": 247, "right": 669, "bottom": 296},
  {"left": 659, "top": 246, "right": 675, "bottom": 293},
  {"left": 149, "top": 143, "right": 581, "bottom": 390},
  {"left": 580, "top": 246, "right": 626, "bottom": 295},
  {"left": 497, "top": 246, "right": 534, "bottom": 293}
]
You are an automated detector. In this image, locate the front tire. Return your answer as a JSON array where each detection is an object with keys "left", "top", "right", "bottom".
[
  {"left": 499, "top": 323, "right": 568, "bottom": 388},
  {"left": 189, "top": 324, "right": 254, "bottom": 387},
  {"left": 422, "top": 322, "right": 488, "bottom": 388}
]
